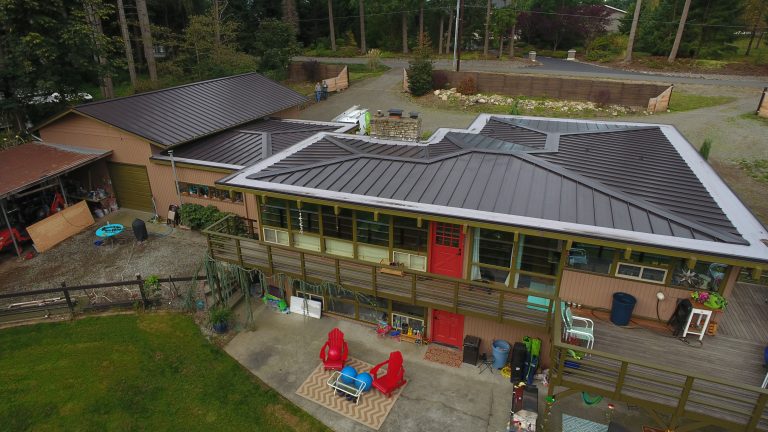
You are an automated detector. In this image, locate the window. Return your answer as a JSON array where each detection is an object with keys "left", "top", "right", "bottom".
[
  {"left": 358, "top": 244, "right": 388, "bottom": 263},
  {"left": 670, "top": 260, "right": 729, "bottom": 291},
  {"left": 179, "top": 182, "right": 242, "bottom": 203},
  {"left": 325, "top": 238, "right": 353, "bottom": 257},
  {"left": 293, "top": 233, "right": 320, "bottom": 251},
  {"left": 263, "top": 227, "right": 289, "bottom": 245},
  {"left": 321, "top": 206, "right": 353, "bottom": 240},
  {"left": 289, "top": 202, "right": 319, "bottom": 234},
  {"left": 393, "top": 217, "right": 428, "bottom": 252},
  {"left": 393, "top": 251, "right": 427, "bottom": 272},
  {"left": 615, "top": 262, "right": 668, "bottom": 284},
  {"left": 629, "top": 252, "right": 670, "bottom": 267},
  {"left": 391, "top": 313, "right": 425, "bottom": 335},
  {"left": 517, "top": 235, "right": 562, "bottom": 276},
  {"left": 515, "top": 274, "right": 555, "bottom": 293},
  {"left": 471, "top": 228, "right": 515, "bottom": 284},
  {"left": 566, "top": 243, "right": 617, "bottom": 274},
  {"left": 392, "top": 301, "right": 425, "bottom": 318},
  {"left": 434, "top": 222, "right": 462, "bottom": 247},
  {"left": 261, "top": 198, "right": 288, "bottom": 228},
  {"left": 356, "top": 211, "right": 390, "bottom": 246}
]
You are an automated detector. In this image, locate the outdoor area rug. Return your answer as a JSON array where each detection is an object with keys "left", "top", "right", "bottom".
[
  {"left": 423, "top": 345, "right": 462, "bottom": 368},
  {"left": 295, "top": 357, "right": 406, "bottom": 430},
  {"left": 562, "top": 414, "right": 608, "bottom": 432}
]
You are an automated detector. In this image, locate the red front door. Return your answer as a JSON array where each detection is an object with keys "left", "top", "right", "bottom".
[
  {"left": 432, "top": 309, "right": 464, "bottom": 347},
  {"left": 428, "top": 222, "right": 465, "bottom": 278}
]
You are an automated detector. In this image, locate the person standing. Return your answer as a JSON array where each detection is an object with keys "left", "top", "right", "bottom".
[{"left": 315, "top": 82, "right": 322, "bottom": 102}]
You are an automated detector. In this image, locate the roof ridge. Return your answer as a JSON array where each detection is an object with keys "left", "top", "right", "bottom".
[{"left": 73, "top": 72, "right": 263, "bottom": 109}]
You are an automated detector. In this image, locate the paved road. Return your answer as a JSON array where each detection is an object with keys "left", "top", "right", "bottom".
[{"left": 295, "top": 55, "right": 768, "bottom": 88}]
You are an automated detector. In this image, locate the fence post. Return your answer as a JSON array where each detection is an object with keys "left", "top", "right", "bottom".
[
  {"left": 136, "top": 273, "right": 148, "bottom": 308},
  {"left": 61, "top": 282, "right": 74, "bottom": 318}
]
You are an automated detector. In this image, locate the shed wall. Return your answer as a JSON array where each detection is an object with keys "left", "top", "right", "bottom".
[{"left": 462, "top": 313, "right": 550, "bottom": 369}]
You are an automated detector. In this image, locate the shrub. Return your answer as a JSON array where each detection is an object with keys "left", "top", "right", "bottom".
[
  {"left": 179, "top": 203, "right": 234, "bottom": 230},
  {"left": 457, "top": 76, "right": 477, "bottom": 95},
  {"left": 700, "top": 138, "right": 712, "bottom": 161},
  {"left": 509, "top": 100, "right": 521, "bottom": 115},
  {"left": 407, "top": 36, "right": 433, "bottom": 96},
  {"left": 209, "top": 306, "right": 233, "bottom": 324},
  {"left": 432, "top": 70, "right": 449, "bottom": 90},
  {"left": 366, "top": 49, "right": 382, "bottom": 71}
]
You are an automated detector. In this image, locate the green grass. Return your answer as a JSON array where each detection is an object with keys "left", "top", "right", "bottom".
[
  {"left": 345, "top": 63, "right": 390, "bottom": 82},
  {"left": 0, "top": 314, "right": 328, "bottom": 432},
  {"left": 739, "top": 112, "right": 768, "bottom": 125},
  {"left": 668, "top": 92, "right": 735, "bottom": 112}
]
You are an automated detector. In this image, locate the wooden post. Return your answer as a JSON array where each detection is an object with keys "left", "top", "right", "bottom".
[
  {"left": 136, "top": 274, "right": 148, "bottom": 308},
  {"left": 669, "top": 376, "right": 694, "bottom": 430},
  {"left": 497, "top": 289, "right": 504, "bottom": 322},
  {"left": 372, "top": 266, "right": 377, "bottom": 297},
  {"left": 453, "top": 281, "right": 459, "bottom": 313},
  {"left": 266, "top": 245, "right": 274, "bottom": 274},
  {"left": 335, "top": 258, "right": 341, "bottom": 284},
  {"left": 61, "top": 282, "right": 74, "bottom": 317},
  {"left": 300, "top": 252, "right": 306, "bottom": 279},
  {"left": 411, "top": 274, "right": 417, "bottom": 303},
  {"left": 614, "top": 361, "right": 628, "bottom": 399},
  {"left": 746, "top": 393, "right": 768, "bottom": 431}
]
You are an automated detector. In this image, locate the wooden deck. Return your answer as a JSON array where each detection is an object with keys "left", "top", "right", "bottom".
[
  {"left": 553, "top": 308, "right": 768, "bottom": 431},
  {"left": 719, "top": 282, "right": 768, "bottom": 342}
]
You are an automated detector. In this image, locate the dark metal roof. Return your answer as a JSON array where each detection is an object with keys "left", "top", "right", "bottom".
[
  {"left": 248, "top": 150, "right": 738, "bottom": 243},
  {"left": 0, "top": 142, "right": 111, "bottom": 199},
  {"left": 161, "top": 119, "right": 342, "bottom": 167},
  {"left": 74, "top": 73, "right": 308, "bottom": 147},
  {"left": 479, "top": 119, "right": 548, "bottom": 149}
]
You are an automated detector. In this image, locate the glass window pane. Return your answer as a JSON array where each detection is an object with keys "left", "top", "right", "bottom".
[
  {"left": 629, "top": 252, "right": 670, "bottom": 267},
  {"left": 670, "top": 260, "right": 728, "bottom": 290},
  {"left": 476, "top": 229, "right": 514, "bottom": 267},
  {"left": 328, "top": 300, "right": 355, "bottom": 318},
  {"left": 359, "top": 306, "right": 387, "bottom": 324},
  {"left": 293, "top": 233, "right": 321, "bottom": 251},
  {"left": 472, "top": 265, "right": 509, "bottom": 284},
  {"left": 358, "top": 244, "right": 388, "bottom": 263},
  {"left": 641, "top": 268, "right": 667, "bottom": 282},
  {"left": 289, "top": 202, "right": 319, "bottom": 233},
  {"left": 518, "top": 235, "right": 562, "bottom": 276},
  {"left": 617, "top": 263, "right": 641, "bottom": 278},
  {"left": 321, "top": 206, "right": 353, "bottom": 240},
  {"left": 566, "top": 243, "right": 616, "bottom": 274},
  {"left": 392, "top": 302, "right": 425, "bottom": 318},
  {"left": 515, "top": 274, "right": 555, "bottom": 294},
  {"left": 261, "top": 198, "right": 288, "bottom": 228},
  {"left": 393, "top": 217, "right": 428, "bottom": 252},
  {"left": 325, "top": 238, "right": 353, "bottom": 257},
  {"left": 356, "top": 211, "right": 390, "bottom": 246}
]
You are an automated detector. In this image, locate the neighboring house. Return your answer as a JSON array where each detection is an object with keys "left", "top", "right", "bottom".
[
  {"left": 603, "top": 5, "right": 627, "bottom": 33},
  {"left": 203, "top": 114, "right": 768, "bottom": 431},
  {"left": 36, "top": 73, "right": 350, "bottom": 216}
]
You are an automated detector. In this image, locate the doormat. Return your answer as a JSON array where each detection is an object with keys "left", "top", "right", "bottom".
[
  {"left": 423, "top": 345, "right": 462, "bottom": 368},
  {"left": 295, "top": 357, "right": 406, "bottom": 430},
  {"left": 562, "top": 414, "right": 608, "bottom": 432}
]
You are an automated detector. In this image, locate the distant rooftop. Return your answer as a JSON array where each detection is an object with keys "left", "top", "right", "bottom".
[{"left": 69, "top": 73, "right": 308, "bottom": 147}]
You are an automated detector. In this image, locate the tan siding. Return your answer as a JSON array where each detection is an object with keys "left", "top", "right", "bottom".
[
  {"left": 462, "top": 313, "right": 550, "bottom": 369},
  {"left": 39, "top": 114, "right": 152, "bottom": 165},
  {"left": 560, "top": 269, "right": 694, "bottom": 320},
  {"left": 272, "top": 106, "right": 301, "bottom": 119}
]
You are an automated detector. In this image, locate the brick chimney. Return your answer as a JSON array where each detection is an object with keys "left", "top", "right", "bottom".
[{"left": 370, "top": 108, "right": 422, "bottom": 141}]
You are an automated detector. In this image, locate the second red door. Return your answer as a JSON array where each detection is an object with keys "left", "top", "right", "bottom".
[{"left": 432, "top": 309, "right": 464, "bottom": 347}]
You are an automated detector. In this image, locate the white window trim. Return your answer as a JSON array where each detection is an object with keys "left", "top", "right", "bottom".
[
  {"left": 263, "top": 227, "right": 289, "bottom": 246},
  {"left": 615, "top": 262, "right": 668, "bottom": 284},
  {"left": 392, "top": 250, "right": 427, "bottom": 272},
  {"left": 391, "top": 312, "right": 425, "bottom": 333}
]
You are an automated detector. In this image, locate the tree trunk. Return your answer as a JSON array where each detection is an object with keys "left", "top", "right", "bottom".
[
  {"left": 483, "top": 0, "right": 491, "bottom": 57},
  {"left": 136, "top": 0, "right": 157, "bottom": 82},
  {"left": 509, "top": 24, "right": 516, "bottom": 58},
  {"left": 623, "top": 0, "right": 642, "bottom": 63},
  {"left": 359, "top": 0, "right": 366, "bottom": 54},
  {"left": 282, "top": 0, "right": 299, "bottom": 34},
  {"left": 402, "top": 12, "right": 408, "bottom": 54},
  {"left": 499, "top": 32, "right": 504, "bottom": 58},
  {"left": 438, "top": 15, "right": 444, "bottom": 54},
  {"left": 756, "top": 31, "right": 764, "bottom": 49},
  {"left": 117, "top": 0, "right": 137, "bottom": 88},
  {"left": 446, "top": 7, "right": 454, "bottom": 54},
  {"left": 213, "top": 0, "right": 221, "bottom": 51},
  {"left": 745, "top": 22, "right": 758, "bottom": 56},
  {"left": 419, "top": 1, "right": 424, "bottom": 44},
  {"left": 328, "top": 0, "right": 336, "bottom": 51},
  {"left": 84, "top": 1, "right": 114, "bottom": 98},
  {"left": 456, "top": 0, "right": 464, "bottom": 71},
  {"left": 667, "top": 0, "right": 691, "bottom": 63},
  {"left": 693, "top": 0, "right": 712, "bottom": 59}
]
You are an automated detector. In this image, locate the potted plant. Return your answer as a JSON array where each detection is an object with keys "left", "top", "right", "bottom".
[{"left": 209, "top": 306, "right": 233, "bottom": 333}]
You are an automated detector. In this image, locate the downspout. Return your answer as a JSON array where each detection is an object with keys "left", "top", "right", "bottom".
[
  {"left": 1, "top": 199, "right": 21, "bottom": 258},
  {"left": 168, "top": 150, "right": 182, "bottom": 205}
]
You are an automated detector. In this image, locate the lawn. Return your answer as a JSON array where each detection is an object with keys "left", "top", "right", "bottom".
[
  {"left": 0, "top": 314, "right": 328, "bottom": 432},
  {"left": 668, "top": 92, "right": 736, "bottom": 112}
]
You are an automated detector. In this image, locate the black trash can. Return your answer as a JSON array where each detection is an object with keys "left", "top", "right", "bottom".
[
  {"left": 610, "top": 292, "right": 637, "bottom": 326},
  {"left": 132, "top": 218, "right": 148, "bottom": 242},
  {"left": 509, "top": 342, "right": 527, "bottom": 383},
  {"left": 463, "top": 335, "right": 480, "bottom": 365}
]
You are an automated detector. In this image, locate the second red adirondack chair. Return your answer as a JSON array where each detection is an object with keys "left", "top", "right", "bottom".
[
  {"left": 371, "top": 351, "right": 407, "bottom": 397},
  {"left": 319, "top": 327, "right": 348, "bottom": 370}
]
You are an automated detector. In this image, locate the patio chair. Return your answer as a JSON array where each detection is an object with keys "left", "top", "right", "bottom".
[
  {"left": 319, "top": 328, "right": 348, "bottom": 371},
  {"left": 561, "top": 302, "right": 594, "bottom": 350},
  {"left": 371, "top": 351, "right": 407, "bottom": 398}
]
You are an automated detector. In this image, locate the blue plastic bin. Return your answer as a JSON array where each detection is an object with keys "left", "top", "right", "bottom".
[
  {"left": 492, "top": 339, "right": 511, "bottom": 369},
  {"left": 610, "top": 292, "right": 637, "bottom": 326}
]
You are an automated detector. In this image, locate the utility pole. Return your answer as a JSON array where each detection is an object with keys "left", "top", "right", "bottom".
[
  {"left": 452, "top": 0, "right": 461, "bottom": 71},
  {"left": 455, "top": 0, "right": 465, "bottom": 71}
]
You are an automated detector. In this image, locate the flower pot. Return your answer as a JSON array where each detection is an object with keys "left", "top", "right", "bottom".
[{"left": 212, "top": 321, "right": 229, "bottom": 334}]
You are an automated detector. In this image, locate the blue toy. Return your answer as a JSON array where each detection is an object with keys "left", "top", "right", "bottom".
[
  {"left": 340, "top": 366, "right": 357, "bottom": 385},
  {"left": 357, "top": 372, "right": 373, "bottom": 392}
]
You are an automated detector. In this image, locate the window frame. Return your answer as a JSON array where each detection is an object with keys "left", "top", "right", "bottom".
[{"left": 615, "top": 261, "right": 669, "bottom": 284}]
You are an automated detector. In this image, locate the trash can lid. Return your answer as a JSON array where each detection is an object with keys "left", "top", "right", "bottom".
[{"left": 463, "top": 335, "right": 480, "bottom": 346}]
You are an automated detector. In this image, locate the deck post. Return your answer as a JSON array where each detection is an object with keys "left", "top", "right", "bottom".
[
  {"left": 372, "top": 266, "right": 377, "bottom": 297},
  {"left": 266, "top": 245, "right": 274, "bottom": 274},
  {"left": 453, "top": 281, "right": 459, "bottom": 313},
  {"left": 61, "top": 282, "right": 74, "bottom": 317},
  {"left": 235, "top": 238, "right": 243, "bottom": 266},
  {"left": 746, "top": 393, "right": 768, "bottom": 431},
  {"left": 136, "top": 274, "right": 148, "bottom": 308},
  {"left": 335, "top": 259, "right": 341, "bottom": 284},
  {"left": 614, "top": 361, "right": 628, "bottom": 399},
  {"left": 411, "top": 274, "right": 416, "bottom": 303},
  {"left": 497, "top": 289, "right": 504, "bottom": 322},
  {"left": 300, "top": 252, "right": 306, "bottom": 279},
  {"left": 669, "top": 376, "right": 694, "bottom": 430}
]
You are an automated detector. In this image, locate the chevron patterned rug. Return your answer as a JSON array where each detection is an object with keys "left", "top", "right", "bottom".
[{"left": 295, "top": 357, "right": 406, "bottom": 430}]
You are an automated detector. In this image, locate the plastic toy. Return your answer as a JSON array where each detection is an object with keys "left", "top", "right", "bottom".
[
  {"left": 357, "top": 372, "right": 373, "bottom": 392},
  {"left": 340, "top": 366, "right": 358, "bottom": 385}
]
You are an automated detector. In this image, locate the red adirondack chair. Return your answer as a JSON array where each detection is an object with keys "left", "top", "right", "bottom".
[
  {"left": 319, "top": 327, "right": 348, "bottom": 370},
  {"left": 371, "top": 351, "right": 407, "bottom": 397}
]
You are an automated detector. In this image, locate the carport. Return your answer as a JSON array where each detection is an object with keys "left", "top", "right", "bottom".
[{"left": 0, "top": 142, "right": 112, "bottom": 257}]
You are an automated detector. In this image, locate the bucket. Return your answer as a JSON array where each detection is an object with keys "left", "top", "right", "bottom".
[
  {"left": 610, "top": 292, "right": 637, "bottom": 326},
  {"left": 492, "top": 339, "right": 511, "bottom": 369}
]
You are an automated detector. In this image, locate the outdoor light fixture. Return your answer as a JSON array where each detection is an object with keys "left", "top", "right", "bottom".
[{"left": 656, "top": 291, "right": 666, "bottom": 301}]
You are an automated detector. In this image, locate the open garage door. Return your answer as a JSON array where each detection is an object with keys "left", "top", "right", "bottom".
[{"left": 107, "top": 162, "right": 154, "bottom": 212}]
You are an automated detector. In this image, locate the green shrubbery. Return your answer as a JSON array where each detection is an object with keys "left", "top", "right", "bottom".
[
  {"left": 179, "top": 204, "right": 233, "bottom": 230},
  {"left": 585, "top": 34, "right": 626, "bottom": 62},
  {"left": 407, "top": 37, "right": 434, "bottom": 97}
]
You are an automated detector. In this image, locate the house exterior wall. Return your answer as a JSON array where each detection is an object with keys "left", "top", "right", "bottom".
[
  {"left": 463, "top": 314, "right": 550, "bottom": 368},
  {"left": 272, "top": 106, "right": 301, "bottom": 119},
  {"left": 40, "top": 114, "right": 152, "bottom": 165}
]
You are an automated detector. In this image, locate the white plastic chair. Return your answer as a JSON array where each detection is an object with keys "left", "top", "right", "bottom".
[{"left": 561, "top": 302, "right": 594, "bottom": 350}]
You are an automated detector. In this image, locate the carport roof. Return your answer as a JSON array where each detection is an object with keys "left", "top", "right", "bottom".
[{"left": 0, "top": 142, "right": 112, "bottom": 199}]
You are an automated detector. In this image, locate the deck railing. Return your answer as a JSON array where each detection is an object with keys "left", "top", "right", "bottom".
[
  {"left": 203, "top": 215, "right": 554, "bottom": 332},
  {"left": 550, "top": 302, "right": 768, "bottom": 432}
]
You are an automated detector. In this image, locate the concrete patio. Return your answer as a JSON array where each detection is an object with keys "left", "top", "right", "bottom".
[{"left": 224, "top": 302, "right": 663, "bottom": 432}]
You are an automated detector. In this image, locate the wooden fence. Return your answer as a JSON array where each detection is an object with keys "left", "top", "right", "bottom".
[
  {"left": 0, "top": 274, "right": 204, "bottom": 324},
  {"left": 424, "top": 70, "right": 672, "bottom": 110},
  {"left": 288, "top": 62, "right": 349, "bottom": 92},
  {"left": 758, "top": 87, "right": 768, "bottom": 119}
]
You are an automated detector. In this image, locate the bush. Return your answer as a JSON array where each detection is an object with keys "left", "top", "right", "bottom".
[
  {"left": 179, "top": 204, "right": 233, "bottom": 230},
  {"left": 432, "top": 71, "right": 449, "bottom": 90},
  {"left": 366, "top": 49, "right": 382, "bottom": 71},
  {"left": 700, "top": 138, "right": 712, "bottom": 161},
  {"left": 407, "top": 36, "right": 433, "bottom": 96},
  {"left": 457, "top": 76, "right": 477, "bottom": 95}
]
